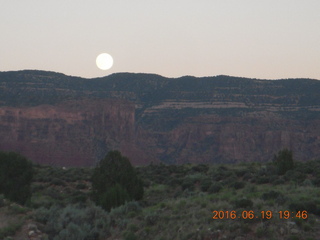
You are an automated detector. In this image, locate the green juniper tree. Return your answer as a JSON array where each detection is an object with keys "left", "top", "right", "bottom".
[
  {"left": 91, "top": 150, "right": 143, "bottom": 211},
  {"left": 0, "top": 151, "right": 33, "bottom": 205},
  {"left": 273, "top": 148, "right": 294, "bottom": 175}
]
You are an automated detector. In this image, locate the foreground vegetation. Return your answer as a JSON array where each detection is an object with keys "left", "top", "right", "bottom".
[{"left": 1, "top": 150, "right": 320, "bottom": 239}]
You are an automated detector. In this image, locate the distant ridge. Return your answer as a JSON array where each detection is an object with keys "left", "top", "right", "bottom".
[{"left": 1, "top": 70, "right": 319, "bottom": 107}]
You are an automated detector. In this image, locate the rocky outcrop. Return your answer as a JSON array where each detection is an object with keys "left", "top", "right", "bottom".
[
  {"left": 0, "top": 99, "right": 138, "bottom": 166},
  {"left": 0, "top": 70, "right": 320, "bottom": 166},
  {"left": 138, "top": 111, "right": 320, "bottom": 164}
]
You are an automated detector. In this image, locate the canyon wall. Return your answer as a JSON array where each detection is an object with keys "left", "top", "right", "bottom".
[
  {"left": 0, "top": 99, "right": 141, "bottom": 166},
  {"left": 138, "top": 112, "right": 320, "bottom": 164},
  {"left": 0, "top": 70, "right": 320, "bottom": 166}
]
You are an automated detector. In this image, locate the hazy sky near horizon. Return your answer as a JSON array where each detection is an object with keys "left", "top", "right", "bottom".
[{"left": 1, "top": 1, "right": 320, "bottom": 79}]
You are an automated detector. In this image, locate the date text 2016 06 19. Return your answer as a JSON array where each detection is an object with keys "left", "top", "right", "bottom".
[{"left": 212, "top": 210, "right": 308, "bottom": 220}]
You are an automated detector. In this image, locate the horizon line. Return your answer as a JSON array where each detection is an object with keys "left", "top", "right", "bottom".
[{"left": 1, "top": 69, "right": 319, "bottom": 81}]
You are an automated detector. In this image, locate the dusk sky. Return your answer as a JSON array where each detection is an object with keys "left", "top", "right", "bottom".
[{"left": 1, "top": 1, "right": 320, "bottom": 79}]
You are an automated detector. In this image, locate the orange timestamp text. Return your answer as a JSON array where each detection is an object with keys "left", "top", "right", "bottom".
[{"left": 212, "top": 210, "right": 308, "bottom": 220}]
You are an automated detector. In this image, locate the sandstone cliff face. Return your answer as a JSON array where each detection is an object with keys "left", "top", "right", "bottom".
[
  {"left": 1, "top": 70, "right": 320, "bottom": 166},
  {"left": 1, "top": 100, "right": 319, "bottom": 166},
  {"left": 0, "top": 99, "right": 137, "bottom": 166},
  {"left": 146, "top": 113, "right": 320, "bottom": 164}
]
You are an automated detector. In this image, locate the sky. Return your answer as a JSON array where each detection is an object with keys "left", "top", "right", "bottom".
[{"left": 1, "top": 0, "right": 320, "bottom": 79}]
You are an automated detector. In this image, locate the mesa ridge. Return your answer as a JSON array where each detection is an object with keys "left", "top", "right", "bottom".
[{"left": 0, "top": 70, "right": 319, "bottom": 166}]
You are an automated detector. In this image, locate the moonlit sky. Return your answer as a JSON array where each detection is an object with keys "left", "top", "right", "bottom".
[{"left": 1, "top": 1, "right": 320, "bottom": 79}]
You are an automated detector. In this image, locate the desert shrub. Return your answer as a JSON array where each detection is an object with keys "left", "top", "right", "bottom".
[
  {"left": 167, "top": 165, "right": 178, "bottom": 174},
  {"left": 266, "top": 174, "right": 278, "bottom": 183},
  {"left": 234, "top": 198, "right": 253, "bottom": 209},
  {"left": 167, "top": 177, "right": 182, "bottom": 186},
  {"left": 181, "top": 173, "right": 204, "bottom": 191},
  {"left": 123, "top": 231, "right": 137, "bottom": 240},
  {"left": 188, "top": 173, "right": 205, "bottom": 182},
  {"left": 33, "top": 166, "right": 53, "bottom": 182},
  {"left": 181, "top": 232, "right": 197, "bottom": 240},
  {"left": 312, "top": 175, "right": 320, "bottom": 187},
  {"left": 148, "top": 164, "right": 170, "bottom": 183},
  {"left": 289, "top": 200, "right": 318, "bottom": 215},
  {"left": 302, "top": 222, "right": 312, "bottom": 232},
  {"left": 35, "top": 174, "right": 53, "bottom": 183},
  {"left": 255, "top": 176, "right": 270, "bottom": 184},
  {"left": 302, "top": 179, "right": 313, "bottom": 187},
  {"left": 33, "top": 206, "right": 51, "bottom": 224},
  {"left": 96, "top": 183, "right": 131, "bottom": 211},
  {"left": 232, "top": 181, "right": 246, "bottom": 190},
  {"left": 191, "top": 164, "right": 209, "bottom": 173},
  {"left": 34, "top": 203, "right": 111, "bottom": 240},
  {"left": 261, "top": 190, "right": 287, "bottom": 205},
  {"left": 45, "top": 188, "right": 63, "bottom": 201},
  {"left": 76, "top": 182, "right": 87, "bottom": 190},
  {"left": 0, "top": 194, "right": 5, "bottom": 207},
  {"left": 271, "top": 176, "right": 285, "bottom": 185},
  {"left": 62, "top": 168, "right": 81, "bottom": 182},
  {"left": 181, "top": 189, "right": 195, "bottom": 198},
  {"left": 303, "top": 201, "right": 318, "bottom": 215},
  {"left": 242, "top": 171, "right": 253, "bottom": 181},
  {"left": 255, "top": 222, "right": 273, "bottom": 238},
  {"left": 124, "top": 201, "right": 142, "bottom": 213},
  {"left": 297, "top": 161, "right": 314, "bottom": 174},
  {"left": 218, "top": 165, "right": 229, "bottom": 171},
  {"left": 257, "top": 165, "right": 268, "bottom": 176},
  {"left": 288, "top": 235, "right": 300, "bottom": 240},
  {"left": 109, "top": 204, "right": 126, "bottom": 219},
  {"left": 109, "top": 201, "right": 142, "bottom": 221},
  {"left": 243, "top": 184, "right": 257, "bottom": 194},
  {"left": 126, "top": 211, "right": 136, "bottom": 218},
  {"left": 200, "top": 178, "right": 212, "bottom": 192},
  {"left": 0, "top": 221, "right": 23, "bottom": 239},
  {"left": 157, "top": 202, "right": 166, "bottom": 209},
  {"left": 273, "top": 148, "right": 294, "bottom": 175},
  {"left": 148, "top": 184, "right": 168, "bottom": 197},
  {"left": 181, "top": 177, "right": 195, "bottom": 191},
  {"left": 29, "top": 194, "right": 56, "bottom": 209},
  {"left": 255, "top": 225, "right": 265, "bottom": 238},
  {"left": 31, "top": 183, "right": 47, "bottom": 192},
  {"left": 240, "top": 223, "right": 251, "bottom": 234},
  {"left": 145, "top": 213, "right": 159, "bottom": 226},
  {"left": 51, "top": 178, "right": 66, "bottom": 186},
  {"left": 0, "top": 151, "right": 34, "bottom": 205},
  {"left": 177, "top": 199, "right": 187, "bottom": 209},
  {"left": 9, "top": 203, "right": 29, "bottom": 214},
  {"left": 53, "top": 222, "right": 90, "bottom": 240},
  {"left": 284, "top": 169, "right": 306, "bottom": 184},
  {"left": 235, "top": 168, "right": 249, "bottom": 177},
  {"left": 223, "top": 173, "right": 238, "bottom": 186},
  {"left": 91, "top": 151, "right": 144, "bottom": 211},
  {"left": 211, "top": 168, "right": 233, "bottom": 181},
  {"left": 64, "top": 168, "right": 91, "bottom": 182},
  {"left": 275, "top": 194, "right": 288, "bottom": 205},
  {"left": 208, "top": 182, "right": 222, "bottom": 193},
  {"left": 261, "top": 190, "right": 281, "bottom": 201},
  {"left": 128, "top": 223, "right": 139, "bottom": 232},
  {"left": 70, "top": 191, "right": 88, "bottom": 204},
  {"left": 265, "top": 164, "right": 277, "bottom": 175}
]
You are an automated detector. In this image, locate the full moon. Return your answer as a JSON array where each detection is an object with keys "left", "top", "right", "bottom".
[{"left": 96, "top": 53, "right": 113, "bottom": 70}]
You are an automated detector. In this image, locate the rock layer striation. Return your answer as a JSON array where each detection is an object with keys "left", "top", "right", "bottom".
[{"left": 0, "top": 70, "right": 320, "bottom": 166}]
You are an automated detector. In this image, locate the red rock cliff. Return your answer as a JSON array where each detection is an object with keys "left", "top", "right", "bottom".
[
  {"left": 1, "top": 71, "right": 320, "bottom": 166},
  {"left": 141, "top": 112, "right": 320, "bottom": 164},
  {"left": 0, "top": 99, "right": 138, "bottom": 166}
]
